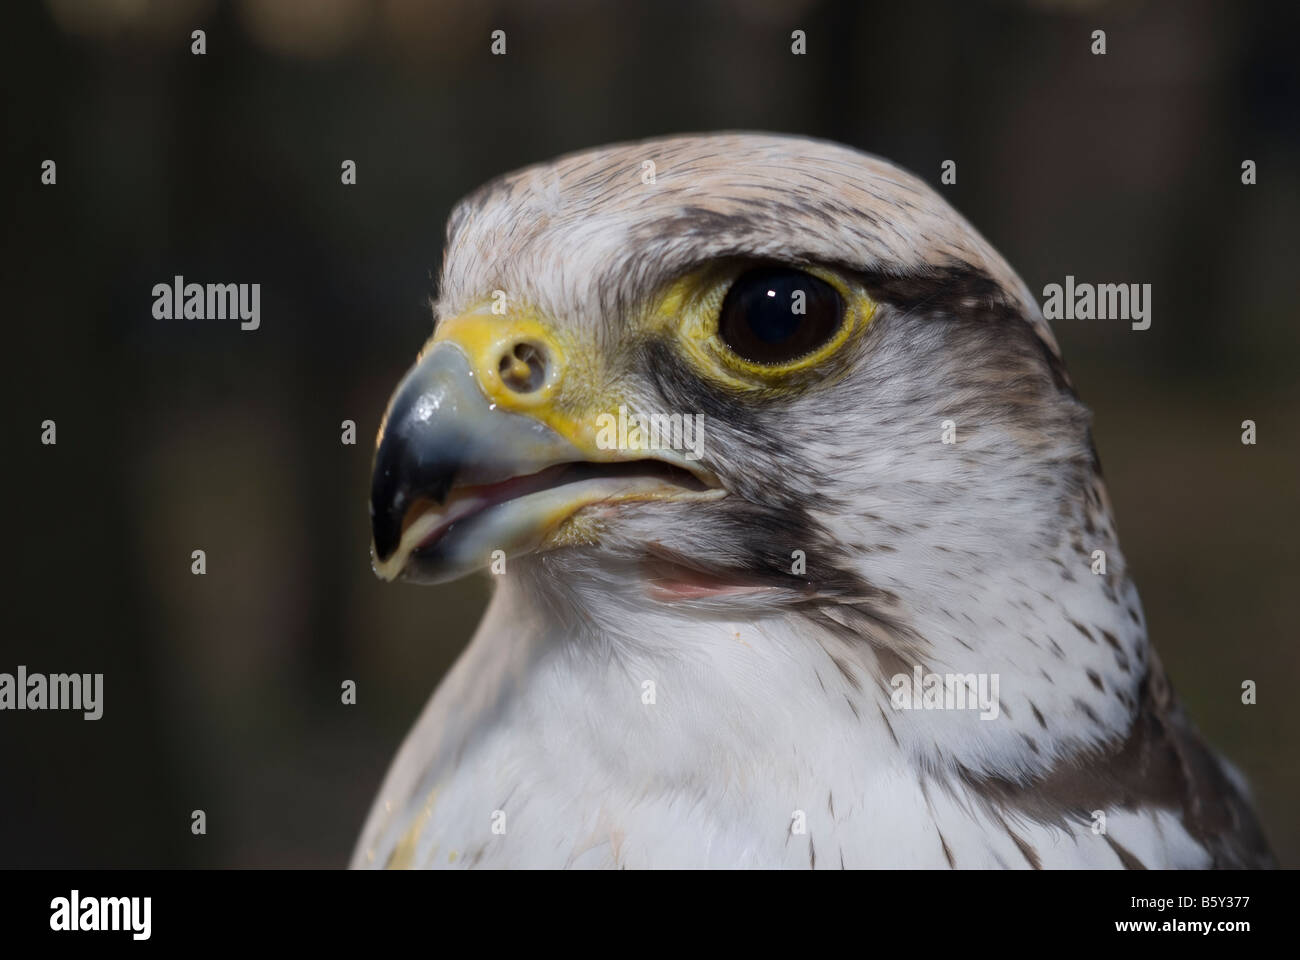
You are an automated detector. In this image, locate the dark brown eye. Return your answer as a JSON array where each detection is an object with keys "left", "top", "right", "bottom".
[{"left": 717, "top": 268, "right": 845, "bottom": 365}]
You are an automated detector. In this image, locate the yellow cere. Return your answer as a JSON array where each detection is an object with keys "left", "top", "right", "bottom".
[
  {"left": 431, "top": 304, "right": 567, "bottom": 410},
  {"left": 650, "top": 263, "right": 877, "bottom": 391},
  {"left": 430, "top": 301, "right": 629, "bottom": 458}
]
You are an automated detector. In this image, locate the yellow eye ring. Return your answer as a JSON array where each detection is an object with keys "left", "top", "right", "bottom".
[{"left": 658, "top": 263, "right": 876, "bottom": 389}]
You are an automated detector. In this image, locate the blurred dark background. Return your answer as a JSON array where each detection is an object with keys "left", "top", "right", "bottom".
[{"left": 2, "top": 0, "right": 1296, "bottom": 867}]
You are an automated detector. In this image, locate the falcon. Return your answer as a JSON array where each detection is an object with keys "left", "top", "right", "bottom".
[{"left": 354, "top": 133, "right": 1273, "bottom": 869}]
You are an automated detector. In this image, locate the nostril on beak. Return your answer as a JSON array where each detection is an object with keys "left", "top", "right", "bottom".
[{"left": 497, "top": 340, "right": 549, "bottom": 394}]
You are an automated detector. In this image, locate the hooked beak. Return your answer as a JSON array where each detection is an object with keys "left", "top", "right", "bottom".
[{"left": 370, "top": 311, "right": 721, "bottom": 584}]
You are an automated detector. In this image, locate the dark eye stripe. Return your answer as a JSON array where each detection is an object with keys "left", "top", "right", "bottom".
[{"left": 718, "top": 268, "right": 844, "bottom": 365}]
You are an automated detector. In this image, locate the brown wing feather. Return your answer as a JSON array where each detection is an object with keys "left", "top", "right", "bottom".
[
  {"left": 1139, "top": 650, "right": 1275, "bottom": 868},
  {"left": 961, "top": 649, "right": 1274, "bottom": 868}
]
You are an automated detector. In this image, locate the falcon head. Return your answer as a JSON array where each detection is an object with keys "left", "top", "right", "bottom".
[
  {"left": 370, "top": 132, "right": 1136, "bottom": 772},
  {"left": 372, "top": 134, "right": 1093, "bottom": 591},
  {"left": 360, "top": 134, "right": 1276, "bottom": 870}
]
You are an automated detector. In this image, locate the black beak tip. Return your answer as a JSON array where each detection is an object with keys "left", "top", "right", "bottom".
[
  {"left": 370, "top": 428, "right": 459, "bottom": 567},
  {"left": 370, "top": 466, "right": 406, "bottom": 564},
  {"left": 369, "top": 346, "right": 480, "bottom": 575}
]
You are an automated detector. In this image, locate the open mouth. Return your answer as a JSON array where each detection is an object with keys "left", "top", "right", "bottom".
[
  {"left": 406, "top": 460, "right": 712, "bottom": 551},
  {"left": 375, "top": 458, "right": 723, "bottom": 581},
  {"left": 369, "top": 340, "right": 727, "bottom": 584}
]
